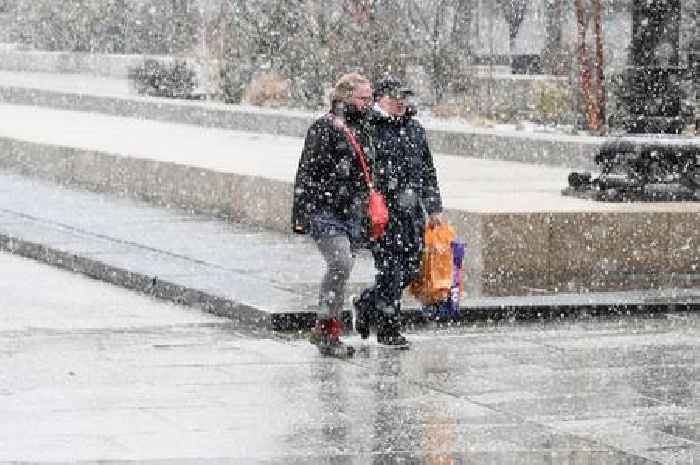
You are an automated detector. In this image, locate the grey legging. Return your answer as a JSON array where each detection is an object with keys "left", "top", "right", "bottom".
[{"left": 316, "top": 234, "right": 356, "bottom": 319}]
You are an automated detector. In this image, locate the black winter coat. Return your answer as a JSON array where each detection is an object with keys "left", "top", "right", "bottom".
[
  {"left": 291, "top": 110, "right": 373, "bottom": 236},
  {"left": 369, "top": 109, "right": 442, "bottom": 252}
]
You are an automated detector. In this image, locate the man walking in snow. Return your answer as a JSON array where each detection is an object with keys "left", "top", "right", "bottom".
[{"left": 354, "top": 76, "right": 444, "bottom": 347}]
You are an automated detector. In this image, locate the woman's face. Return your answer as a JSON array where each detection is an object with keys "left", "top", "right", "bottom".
[{"left": 351, "top": 83, "right": 373, "bottom": 112}]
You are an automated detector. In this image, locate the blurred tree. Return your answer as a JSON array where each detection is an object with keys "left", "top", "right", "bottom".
[
  {"left": 279, "top": 1, "right": 343, "bottom": 107},
  {"left": 574, "top": 0, "right": 606, "bottom": 131},
  {"left": 494, "top": 0, "right": 527, "bottom": 57},
  {"left": 215, "top": 0, "right": 368, "bottom": 108},
  {"left": 97, "top": 0, "right": 131, "bottom": 53},
  {"left": 207, "top": 0, "right": 253, "bottom": 102},
  {"left": 11, "top": 0, "right": 200, "bottom": 54},
  {"left": 211, "top": 0, "right": 479, "bottom": 107},
  {"left": 542, "top": 0, "right": 567, "bottom": 75},
  {"left": 131, "top": 0, "right": 201, "bottom": 54},
  {"left": 404, "top": 0, "right": 476, "bottom": 103},
  {"left": 0, "top": 0, "right": 13, "bottom": 42},
  {"left": 214, "top": 0, "right": 323, "bottom": 106},
  {"left": 345, "top": 0, "right": 409, "bottom": 82}
]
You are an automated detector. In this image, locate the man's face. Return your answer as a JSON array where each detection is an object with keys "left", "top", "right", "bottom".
[
  {"left": 351, "top": 82, "right": 373, "bottom": 111},
  {"left": 378, "top": 93, "right": 408, "bottom": 117}
]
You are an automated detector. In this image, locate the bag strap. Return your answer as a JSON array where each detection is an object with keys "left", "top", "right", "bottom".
[{"left": 329, "top": 114, "right": 373, "bottom": 189}]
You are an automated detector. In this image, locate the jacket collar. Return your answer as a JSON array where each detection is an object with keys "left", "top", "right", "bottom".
[{"left": 370, "top": 105, "right": 410, "bottom": 126}]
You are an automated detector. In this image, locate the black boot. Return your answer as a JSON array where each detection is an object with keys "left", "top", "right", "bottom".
[
  {"left": 377, "top": 314, "right": 408, "bottom": 347},
  {"left": 353, "top": 295, "right": 373, "bottom": 339}
]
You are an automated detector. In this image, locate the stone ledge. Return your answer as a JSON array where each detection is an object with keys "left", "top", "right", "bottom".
[
  {"left": 450, "top": 209, "right": 700, "bottom": 296},
  {"left": 0, "top": 232, "right": 274, "bottom": 329},
  {"left": 0, "top": 49, "right": 573, "bottom": 120},
  {"left": 0, "top": 136, "right": 293, "bottom": 231},
  {"left": 5, "top": 229, "right": 693, "bottom": 332}
]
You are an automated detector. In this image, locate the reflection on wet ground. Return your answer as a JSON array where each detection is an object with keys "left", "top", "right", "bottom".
[{"left": 273, "top": 314, "right": 697, "bottom": 465}]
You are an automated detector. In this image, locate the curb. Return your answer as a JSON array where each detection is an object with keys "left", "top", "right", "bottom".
[
  {"left": 1, "top": 230, "right": 696, "bottom": 332},
  {"left": 0, "top": 232, "right": 280, "bottom": 329}
]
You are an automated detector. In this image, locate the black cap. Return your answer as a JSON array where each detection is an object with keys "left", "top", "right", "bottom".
[{"left": 373, "top": 76, "right": 414, "bottom": 100}]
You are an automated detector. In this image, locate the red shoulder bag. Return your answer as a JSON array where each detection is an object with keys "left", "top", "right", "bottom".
[{"left": 330, "top": 116, "right": 388, "bottom": 240}]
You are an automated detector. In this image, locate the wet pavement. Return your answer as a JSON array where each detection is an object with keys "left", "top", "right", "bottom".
[
  {"left": 0, "top": 172, "right": 376, "bottom": 324},
  {"left": 0, "top": 251, "right": 697, "bottom": 464}
]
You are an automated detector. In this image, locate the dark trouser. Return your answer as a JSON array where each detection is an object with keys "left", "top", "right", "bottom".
[{"left": 356, "top": 213, "right": 423, "bottom": 322}]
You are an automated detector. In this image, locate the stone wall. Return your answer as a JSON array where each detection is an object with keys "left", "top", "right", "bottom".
[{"left": 449, "top": 209, "right": 700, "bottom": 297}]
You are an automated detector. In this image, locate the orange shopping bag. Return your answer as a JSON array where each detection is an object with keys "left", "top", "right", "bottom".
[{"left": 409, "top": 223, "right": 455, "bottom": 305}]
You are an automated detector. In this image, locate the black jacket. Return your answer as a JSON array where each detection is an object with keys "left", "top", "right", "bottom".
[
  {"left": 370, "top": 109, "right": 442, "bottom": 217},
  {"left": 368, "top": 108, "right": 442, "bottom": 252},
  {"left": 291, "top": 108, "right": 373, "bottom": 235}
]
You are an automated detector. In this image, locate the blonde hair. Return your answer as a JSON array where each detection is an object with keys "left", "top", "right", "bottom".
[{"left": 332, "top": 73, "right": 369, "bottom": 104}]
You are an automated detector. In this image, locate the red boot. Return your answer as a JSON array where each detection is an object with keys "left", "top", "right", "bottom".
[{"left": 309, "top": 318, "right": 354, "bottom": 357}]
